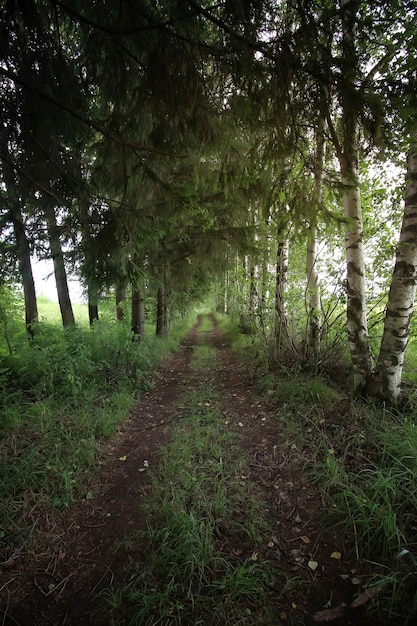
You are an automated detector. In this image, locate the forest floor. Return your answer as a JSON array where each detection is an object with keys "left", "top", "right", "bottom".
[{"left": 2, "top": 314, "right": 387, "bottom": 625}]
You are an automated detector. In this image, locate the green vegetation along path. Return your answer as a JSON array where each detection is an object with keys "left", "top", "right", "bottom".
[{"left": 7, "top": 314, "right": 375, "bottom": 626}]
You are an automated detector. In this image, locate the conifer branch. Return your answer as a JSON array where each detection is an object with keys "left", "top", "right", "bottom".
[{"left": 0, "top": 66, "right": 188, "bottom": 159}]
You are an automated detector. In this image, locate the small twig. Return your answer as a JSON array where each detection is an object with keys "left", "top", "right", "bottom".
[
  {"left": 87, "top": 562, "right": 114, "bottom": 599},
  {"left": 34, "top": 567, "right": 80, "bottom": 597}
]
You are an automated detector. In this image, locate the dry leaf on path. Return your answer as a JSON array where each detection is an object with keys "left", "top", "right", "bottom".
[
  {"left": 350, "top": 584, "right": 386, "bottom": 608},
  {"left": 313, "top": 605, "right": 346, "bottom": 622}
]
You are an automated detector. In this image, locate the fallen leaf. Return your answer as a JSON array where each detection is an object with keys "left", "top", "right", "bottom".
[
  {"left": 308, "top": 560, "right": 319, "bottom": 571},
  {"left": 351, "top": 577, "right": 361, "bottom": 585},
  {"left": 268, "top": 540, "right": 275, "bottom": 548},
  {"left": 251, "top": 552, "right": 258, "bottom": 561},
  {"left": 323, "top": 594, "right": 332, "bottom": 608},
  {"left": 313, "top": 605, "right": 346, "bottom": 622},
  {"left": 234, "top": 549, "right": 243, "bottom": 556},
  {"left": 301, "top": 535, "right": 311, "bottom": 544},
  {"left": 350, "top": 584, "right": 386, "bottom": 608},
  {"left": 339, "top": 574, "right": 349, "bottom": 580},
  {"left": 294, "top": 513, "right": 302, "bottom": 523},
  {"left": 119, "top": 455, "right": 127, "bottom": 461},
  {"left": 143, "top": 460, "right": 149, "bottom": 467},
  {"left": 397, "top": 548, "right": 410, "bottom": 558},
  {"left": 291, "top": 602, "right": 297, "bottom": 609},
  {"left": 330, "top": 551, "right": 341, "bottom": 560}
]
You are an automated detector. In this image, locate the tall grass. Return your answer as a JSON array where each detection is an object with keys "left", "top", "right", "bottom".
[
  {"left": 220, "top": 314, "right": 417, "bottom": 624},
  {"left": 249, "top": 375, "right": 417, "bottom": 622},
  {"left": 0, "top": 307, "right": 195, "bottom": 557}
]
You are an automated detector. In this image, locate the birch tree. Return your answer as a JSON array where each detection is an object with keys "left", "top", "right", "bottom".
[
  {"left": 370, "top": 131, "right": 417, "bottom": 403},
  {"left": 331, "top": 0, "right": 373, "bottom": 391}
]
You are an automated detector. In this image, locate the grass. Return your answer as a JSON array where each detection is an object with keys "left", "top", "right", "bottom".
[
  {"left": 216, "top": 312, "right": 417, "bottom": 624},
  {"left": 313, "top": 409, "right": 417, "bottom": 625},
  {"left": 237, "top": 361, "right": 417, "bottom": 621},
  {"left": 101, "top": 315, "right": 291, "bottom": 626},
  {"left": 0, "top": 307, "right": 195, "bottom": 558},
  {"left": 36, "top": 295, "right": 90, "bottom": 325}
]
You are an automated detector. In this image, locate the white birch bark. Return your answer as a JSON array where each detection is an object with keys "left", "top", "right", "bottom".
[
  {"left": 374, "top": 132, "right": 417, "bottom": 403},
  {"left": 338, "top": 0, "right": 373, "bottom": 391},
  {"left": 341, "top": 161, "right": 372, "bottom": 390}
]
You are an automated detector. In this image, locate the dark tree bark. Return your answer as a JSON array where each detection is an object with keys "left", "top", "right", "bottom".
[
  {"left": 1, "top": 152, "right": 38, "bottom": 337},
  {"left": 77, "top": 189, "right": 100, "bottom": 327},
  {"left": 116, "top": 284, "right": 126, "bottom": 321},
  {"left": 11, "top": 208, "right": 38, "bottom": 337},
  {"left": 156, "top": 284, "right": 168, "bottom": 336},
  {"left": 43, "top": 201, "right": 75, "bottom": 327},
  {"left": 88, "top": 284, "right": 99, "bottom": 326},
  {"left": 131, "top": 280, "right": 145, "bottom": 339},
  {"left": 274, "top": 234, "right": 288, "bottom": 347}
]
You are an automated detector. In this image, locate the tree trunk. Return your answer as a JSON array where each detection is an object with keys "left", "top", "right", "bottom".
[
  {"left": 339, "top": 0, "right": 372, "bottom": 391},
  {"left": 43, "top": 201, "right": 75, "bottom": 327},
  {"left": 116, "top": 284, "right": 126, "bottom": 321},
  {"left": 215, "top": 276, "right": 226, "bottom": 313},
  {"left": 1, "top": 156, "right": 38, "bottom": 337},
  {"left": 156, "top": 284, "right": 168, "bottom": 336},
  {"left": 249, "top": 263, "right": 256, "bottom": 318},
  {"left": 131, "top": 280, "right": 145, "bottom": 339},
  {"left": 274, "top": 232, "right": 289, "bottom": 355},
  {"left": 78, "top": 188, "right": 99, "bottom": 327},
  {"left": 306, "top": 224, "right": 320, "bottom": 357},
  {"left": 88, "top": 283, "right": 99, "bottom": 326},
  {"left": 306, "top": 113, "right": 324, "bottom": 359},
  {"left": 370, "top": 131, "right": 417, "bottom": 404},
  {"left": 10, "top": 207, "right": 38, "bottom": 337}
]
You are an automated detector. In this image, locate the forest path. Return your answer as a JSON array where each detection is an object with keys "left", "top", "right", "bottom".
[{"left": 7, "top": 314, "right": 370, "bottom": 626}]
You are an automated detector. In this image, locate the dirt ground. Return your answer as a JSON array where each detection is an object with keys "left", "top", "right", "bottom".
[{"left": 1, "top": 315, "right": 388, "bottom": 625}]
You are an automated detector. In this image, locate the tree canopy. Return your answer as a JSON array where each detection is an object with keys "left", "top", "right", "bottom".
[{"left": 1, "top": 0, "right": 416, "bottom": 402}]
